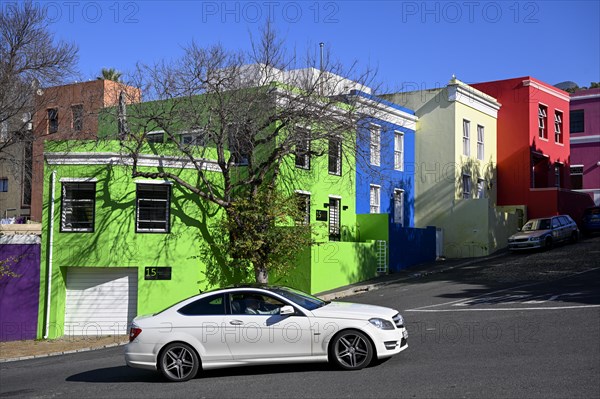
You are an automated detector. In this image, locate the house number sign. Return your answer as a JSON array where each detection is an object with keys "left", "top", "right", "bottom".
[{"left": 144, "top": 267, "right": 172, "bottom": 280}]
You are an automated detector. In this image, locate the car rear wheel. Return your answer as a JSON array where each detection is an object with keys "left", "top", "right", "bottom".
[
  {"left": 330, "top": 330, "right": 373, "bottom": 370},
  {"left": 159, "top": 342, "right": 199, "bottom": 382}
]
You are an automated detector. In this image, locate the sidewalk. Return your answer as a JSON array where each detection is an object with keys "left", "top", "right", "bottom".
[{"left": 0, "top": 251, "right": 508, "bottom": 363}]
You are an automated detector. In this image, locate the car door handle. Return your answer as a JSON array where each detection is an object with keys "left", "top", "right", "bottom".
[{"left": 229, "top": 320, "right": 243, "bottom": 326}]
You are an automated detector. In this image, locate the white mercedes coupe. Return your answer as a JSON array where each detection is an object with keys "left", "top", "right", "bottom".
[{"left": 125, "top": 285, "right": 408, "bottom": 382}]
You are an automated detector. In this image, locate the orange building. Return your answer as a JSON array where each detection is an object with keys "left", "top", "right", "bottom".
[{"left": 30, "top": 80, "right": 140, "bottom": 221}]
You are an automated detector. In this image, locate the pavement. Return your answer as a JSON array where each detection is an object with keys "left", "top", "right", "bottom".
[{"left": 0, "top": 251, "right": 508, "bottom": 363}]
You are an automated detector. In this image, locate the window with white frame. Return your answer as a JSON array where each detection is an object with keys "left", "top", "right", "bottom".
[
  {"left": 477, "top": 125, "right": 484, "bottom": 161},
  {"left": 476, "top": 179, "right": 486, "bottom": 199},
  {"left": 328, "top": 197, "right": 341, "bottom": 241},
  {"left": 61, "top": 182, "right": 96, "bottom": 232},
  {"left": 394, "top": 131, "right": 404, "bottom": 171},
  {"left": 570, "top": 165, "right": 583, "bottom": 189},
  {"left": 295, "top": 130, "right": 311, "bottom": 169},
  {"left": 370, "top": 125, "right": 381, "bottom": 166},
  {"left": 295, "top": 192, "right": 310, "bottom": 225},
  {"left": 538, "top": 105, "right": 548, "bottom": 139},
  {"left": 462, "top": 174, "right": 471, "bottom": 199},
  {"left": 554, "top": 111, "right": 563, "bottom": 144},
  {"left": 370, "top": 185, "right": 380, "bottom": 214},
  {"left": 394, "top": 189, "right": 404, "bottom": 226},
  {"left": 462, "top": 119, "right": 470, "bottom": 157},
  {"left": 136, "top": 183, "right": 171, "bottom": 233},
  {"left": 328, "top": 136, "right": 341, "bottom": 175}
]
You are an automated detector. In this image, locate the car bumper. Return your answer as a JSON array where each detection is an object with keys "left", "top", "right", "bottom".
[
  {"left": 373, "top": 327, "right": 408, "bottom": 359},
  {"left": 508, "top": 241, "right": 543, "bottom": 250},
  {"left": 124, "top": 341, "right": 158, "bottom": 371}
]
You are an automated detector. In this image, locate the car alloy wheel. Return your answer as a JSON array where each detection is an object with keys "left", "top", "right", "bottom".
[
  {"left": 331, "top": 330, "right": 373, "bottom": 370},
  {"left": 159, "top": 342, "right": 199, "bottom": 382}
]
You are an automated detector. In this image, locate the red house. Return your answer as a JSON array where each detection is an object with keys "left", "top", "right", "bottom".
[{"left": 472, "top": 77, "right": 593, "bottom": 223}]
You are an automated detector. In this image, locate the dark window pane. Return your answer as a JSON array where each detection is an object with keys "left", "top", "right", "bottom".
[
  {"left": 178, "top": 294, "right": 225, "bottom": 316},
  {"left": 570, "top": 109, "right": 584, "bottom": 133}
]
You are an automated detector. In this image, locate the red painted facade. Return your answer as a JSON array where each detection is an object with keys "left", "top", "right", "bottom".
[{"left": 473, "top": 77, "right": 593, "bottom": 222}]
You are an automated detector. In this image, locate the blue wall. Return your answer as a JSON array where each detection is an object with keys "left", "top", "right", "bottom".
[
  {"left": 355, "top": 112, "right": 416, "bottom": 227},
  {"left": 389, "top": 225, "right": 436, "bottom": 272}
]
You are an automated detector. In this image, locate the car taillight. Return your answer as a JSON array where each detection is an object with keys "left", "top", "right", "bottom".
[{"left": 129, "top": 327, "right": 142, "bottom": 342}]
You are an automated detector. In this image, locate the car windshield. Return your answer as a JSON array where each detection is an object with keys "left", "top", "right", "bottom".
[
  {"left": 271, "top": 287, "right": 329, "bottom": 310},
  {"left": 522, "top": 219, "right": 552, "bottom": 231}
]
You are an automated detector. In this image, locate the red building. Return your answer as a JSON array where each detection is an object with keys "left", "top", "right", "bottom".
[{"left": 472, "top": 77, "right": 593, "bottom": 223}]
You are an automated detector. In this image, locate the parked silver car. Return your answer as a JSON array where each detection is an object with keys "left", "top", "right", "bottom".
[{"left": 508, "top": 215, "right": 579, "bottom": 250}]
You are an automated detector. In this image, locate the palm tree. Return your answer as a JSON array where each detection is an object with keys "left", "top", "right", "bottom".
[{"left": 97, "top": 68, "right": 122, "bottom": 82}]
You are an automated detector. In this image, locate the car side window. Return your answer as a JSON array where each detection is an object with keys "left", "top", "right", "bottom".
[
  {"left": 178, "top": 294, "right": 225, "bottom": 316},
  {"left": 229, "top": 292, "right": 286, "bottom": 315},
  {"left": 558, "top": 216, "right": 570, "bottom": 226},
  {"left": 551, "top": 218, "right": 560, "bottom": 228}
]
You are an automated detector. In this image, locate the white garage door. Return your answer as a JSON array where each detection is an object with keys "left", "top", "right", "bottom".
[{"left": 65, "top": 268, "right": 138, "bottom": 336}]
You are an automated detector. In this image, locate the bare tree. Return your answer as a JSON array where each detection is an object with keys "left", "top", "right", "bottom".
[
  {"left": 0, "top": 1, "right": 78, "bottom": 158},
  {"left": 112, "top": 24, "right": 384, "bottom": 283}
]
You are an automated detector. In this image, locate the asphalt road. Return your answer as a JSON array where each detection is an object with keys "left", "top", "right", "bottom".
[{"left": 1, "top": 237, "right": 599, "bottom": 398}]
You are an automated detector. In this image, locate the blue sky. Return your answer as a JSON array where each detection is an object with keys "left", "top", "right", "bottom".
[{"left": 22, "top": 0, "right": 600, "bottom": 92}]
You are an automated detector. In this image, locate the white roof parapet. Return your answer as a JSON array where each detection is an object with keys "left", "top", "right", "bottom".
[
  {"left": 282, "top": 68, "right": 372, "bottom": 95},
  {"left": 350, "top": 94, "right": 418, "bottom": 130},
  {"left": 522, "top": 79, "right": 571, "bottom": 102},
  {"left": 448, "top": 77, "right": 502, "bottom": 118},
  {"left": 45, "top": 152, "right": 223, "bottom": 172}
]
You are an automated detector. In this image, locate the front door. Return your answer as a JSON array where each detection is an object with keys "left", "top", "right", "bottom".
[{"left": 224, "top": 292, "right": 313, "bottom": 360}]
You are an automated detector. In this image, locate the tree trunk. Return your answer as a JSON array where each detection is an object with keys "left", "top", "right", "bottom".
[{"left": 254, "top": 265, "right": 268, "bottom": 284}]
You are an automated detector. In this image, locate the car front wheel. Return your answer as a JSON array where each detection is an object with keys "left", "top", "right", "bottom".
[
  {"left": 330, "top": 330, "right": 373, "bottom": 370},
  {"left": 159, "top": 342, "right": 199, "bottom": 382}
]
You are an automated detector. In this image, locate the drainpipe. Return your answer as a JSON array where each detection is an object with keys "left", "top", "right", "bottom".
[{"left": 44, "top": 170, "right": 56, "bottom": 339}]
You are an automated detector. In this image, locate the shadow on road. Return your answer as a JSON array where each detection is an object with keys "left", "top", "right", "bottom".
[
  {"left": 66, "top": 362, "right": 336, "bottom": 383},
  {"left": 384, "top": 236, "right": 600, "bottom": 307}
]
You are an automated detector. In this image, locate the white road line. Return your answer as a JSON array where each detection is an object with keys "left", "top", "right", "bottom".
[
  {"left": 405, "top": 267, "right": 600, "bottom": 312},
  {"left": 406, "top": 305, "right": 600, "bottom": 312}
]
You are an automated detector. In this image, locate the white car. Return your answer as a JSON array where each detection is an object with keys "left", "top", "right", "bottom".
[
  {"left": 507, "top": 215, "right": 579, "bottom": 250},
  {"left": 125, "top": 285, "right": 408, "bottom": 382}
]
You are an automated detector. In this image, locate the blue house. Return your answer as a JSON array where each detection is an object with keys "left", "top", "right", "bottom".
[{"left": 351, "top": 90, "right": 436, "bottom": 272}]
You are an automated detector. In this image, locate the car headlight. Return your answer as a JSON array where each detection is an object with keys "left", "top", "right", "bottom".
[
  {"left": 529, "top": 236, "right": 541, "bottom": 241},
  {"left": 369, "top": 318, "right": 395, "bottom": 330}
]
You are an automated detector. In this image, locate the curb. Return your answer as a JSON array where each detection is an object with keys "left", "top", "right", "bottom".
[{"left": 0, "top": 341, "right": 128, "bottom": 364}]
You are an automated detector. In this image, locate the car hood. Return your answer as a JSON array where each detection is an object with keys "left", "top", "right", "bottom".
[
  {"left": 510, "top": 229, "right": 550, "bottom": 239},
  {"left": 310, "top": 301, "right": 397, "bottom": 320}
]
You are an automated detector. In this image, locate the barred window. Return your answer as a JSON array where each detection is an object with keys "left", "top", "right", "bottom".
[
  {"left": 136, "top": 184, "right": 171, "bottom": 233},
  {"left": 61, "top": 182, "right": 96, "bottom": 232}
]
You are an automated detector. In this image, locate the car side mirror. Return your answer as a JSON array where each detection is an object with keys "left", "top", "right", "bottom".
[{"left": 280, "top": 305, "right": 295, "bottom": 316}]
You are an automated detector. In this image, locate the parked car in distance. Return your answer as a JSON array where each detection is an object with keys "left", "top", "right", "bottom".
[
  {"left": 582, "top": 206, "right": 600, "bottom": 235},
  {"left": 507, "top": 215, "right": 579, "bottom": 250},
  {"left": 125, "top": 285, "right": 408, "bottom": 382}
]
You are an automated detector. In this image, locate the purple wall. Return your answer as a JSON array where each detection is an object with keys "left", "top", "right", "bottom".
[
  {"left": 570, "top": 89, "right": 600, "bottom": 200},
  {"left": 0, "top": 244, "right": 40, "bottom": 341}
]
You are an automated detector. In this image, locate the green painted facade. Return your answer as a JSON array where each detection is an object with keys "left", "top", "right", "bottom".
[{"left": 38, "top": 133, "right": 381, "bottom": 338}]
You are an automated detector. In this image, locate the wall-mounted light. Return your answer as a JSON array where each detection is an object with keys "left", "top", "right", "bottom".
[
  {"left": 323, "top": 203, "right": 329, "bottom": 208},
  {"left": 343, "top": 206, "right": 348, "bottom": 210}
]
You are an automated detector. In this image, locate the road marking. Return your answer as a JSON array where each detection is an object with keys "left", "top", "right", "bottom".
[
  {"left": 405, "top": 267, "right": 600, "bottom": 313},
  {"left": 406, "top": 305, "right": 600, "bottom": 312}
]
